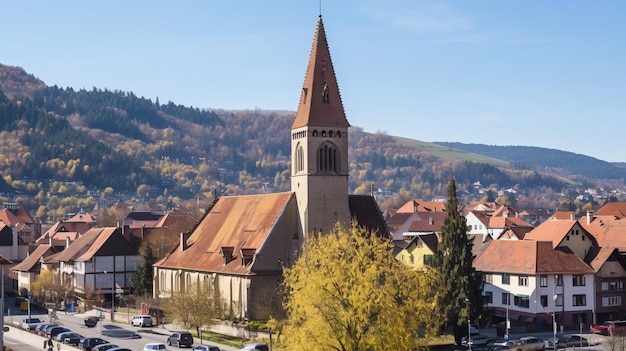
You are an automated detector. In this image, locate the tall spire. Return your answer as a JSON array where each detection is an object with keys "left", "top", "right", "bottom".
[{"left": 292, "top": 16, "right": 350, "bottom": 129}]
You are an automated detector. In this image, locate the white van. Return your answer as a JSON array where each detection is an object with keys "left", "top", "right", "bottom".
[{"left": 130, "top": 315, "right": 153, "bottom": 327}]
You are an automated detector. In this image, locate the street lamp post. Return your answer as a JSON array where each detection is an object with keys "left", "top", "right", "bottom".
[
  {"left": 505, "top": 292, "right": 510, "bottom": 341},
  {"left": 552, "top": 294, "right": 558, "bottom": 349}
]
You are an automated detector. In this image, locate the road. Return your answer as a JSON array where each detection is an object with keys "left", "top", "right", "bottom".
[{"left": 3, "top": 300, "right": 238, "bottom": 351}]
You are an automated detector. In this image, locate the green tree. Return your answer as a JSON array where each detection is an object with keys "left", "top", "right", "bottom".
[
  {"left": 434, "top": 178, "right": 483, "bottom": 346},
  {"left": 281, "top": 223, "right": 442, "bottom": 351},
  {"left": 130, "top": 243, "right": 157, "bottom": 296}
]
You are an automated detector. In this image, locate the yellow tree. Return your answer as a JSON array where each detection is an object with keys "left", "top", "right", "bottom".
[{"left": 281, "top": 223, "right": 442, "bottom": 351}]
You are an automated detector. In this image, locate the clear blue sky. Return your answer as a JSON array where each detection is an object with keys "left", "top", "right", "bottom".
[{"left": 2, "top": 1, "right": 625, "bottom": 162}]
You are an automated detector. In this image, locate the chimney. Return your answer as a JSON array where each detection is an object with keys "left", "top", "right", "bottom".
[
  {"left": 587, "top": 211, "right": 594, "bottom": 225},
  {"left": 413, "top": 200, "right": 418, "bottom": 213},
  {"left": 503, "top": 211, "right": 509, "bottom": 218},
  {"left": 66, "top": 236, "right": 70, "bottom": 248}
]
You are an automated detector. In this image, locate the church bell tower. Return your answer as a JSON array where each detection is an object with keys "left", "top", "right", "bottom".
[{"left": 291, "top": 15, "right": 351, "bottom": 238}]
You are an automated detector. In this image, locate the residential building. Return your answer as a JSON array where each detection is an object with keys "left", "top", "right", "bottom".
[{"left": 475, "top": 240, "right": 595, "bottom": 332}]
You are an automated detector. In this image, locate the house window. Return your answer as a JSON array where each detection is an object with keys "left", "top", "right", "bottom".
[
  {"left": 555, "top": 294, "right": 563, "bottom": 306},
  {"left": 566, "top": 235, "right": 570, "bottom": 241},
  {"left": 514, "top": 295, "right": 530, "bottom": 308},
  {"left": 423, "top": 255, "right": 433, "bottom": 266},
  {"left": 602, "top": 296, "right": 622, "bottom": 307},
  {"left": 295, "top": 144, "right": 304, "bottom": 173},
  {"left": 540, "top": 275, "right": 548, "bottom": 287},
  {"left": 572, "top": 275, "right": 586, "bottom": 286},
  {"left": 502, "top": 273, "right": 510, "bottom": 285},
  {"left": 540, "top": 295, "right": 548, "bottom": 308},
  {"left": 519, "top": 276, "right": 528, "bottom": 287},
  {"left": 502, "top": 292, "right": 510, "bottom": 305},
  {"left": 602, "top": 281, "right": 624, "bottom": 291},
  {"left": 485, "top": 273, "right": 493, "bottom": 284},
  {"left": 555, "top": 274, "right": 563, "bottom": 286},
  {"left": 573, "top": 294, "right": 586, "bottom": 306},
  {"left": 485, "top": 291, "right": 493, "bottom": 303}
]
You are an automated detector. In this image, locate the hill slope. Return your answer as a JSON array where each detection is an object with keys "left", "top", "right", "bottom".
[
  {"left": 435, "top": 142, "right": 625, "bottom": 181},
  {"left": 0, "top": 63, "right": 621, "bottom": 217}
]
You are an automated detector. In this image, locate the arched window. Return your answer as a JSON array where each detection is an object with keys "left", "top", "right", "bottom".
[
  {"left": 317, "top": 142, "right": 338, "bottom": 173},
  {"left": 321, "top": 130, "right": 327, "bottom": 137},
  {"left": 312, "top": 130, "right": 318, "bottom": 137},
  {"left": 329, "top": 131, "right": 334, "bottom": 137},
  {"left": 295, "top": 143, "right": 304, "bottom": 173},
  {"left": 337, "top": 131, "right": 342, "bottom": 138}
]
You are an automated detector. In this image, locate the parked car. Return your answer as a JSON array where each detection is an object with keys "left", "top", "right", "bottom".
[
  {"left": 590, "top": 320, "right": 626, "bottom": 335},
  {"left": 21, "top": 317, "right": 43, "bottom": 331},
  {"left": 144, "top": 343, "right": 169, "bottom": 351},
  {"left": 79, "top": 337, "right": 109, "bottom": 351},
  {"left": 84, "top": 316, "right": 100, "bottom": 327},
  {"left": 35, "top": 323, "right": 53, "bottom": 336},
  {"left": 167, "top": 332, "right": 193, "bottom": 347},
  {"left": 108, "top": 348, "right": 133, "bottom": 351},
  {"left": 193, "top": 346, "right": 221, "bottom": 351},
  {"left": 55, "top": 331, "right": 84, "bottom": 346},
  {"left": 238, "top": 343, "right": 269, "bottom": 351},
  {"left": 93, "top": 344, "right": 120, "bottom": 351},
  {"left": 47, "top": 326, "right": 71, "bottom": 338},
  {"left": 509, "top": 336, "right": 546, "bottom": 351},
  {"left": 547, "top": 334, "right": 589, "bottom": 349},
  {"left": 131, "top": 315, "right": 154, "bottom": 327},
  {"left": 461, "top": 334, "right": 490, "bottom": 347},
  {"left": 469, "top": 325, "right": 479, "bottom": 335}
]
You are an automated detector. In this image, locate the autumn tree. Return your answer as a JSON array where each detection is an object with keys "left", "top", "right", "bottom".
[
  {"left": 166, "top": 284, "right": 224, "bottom": 340},
  {"left": 281, "top": 223, "right": 442, "bottom": 351},
  {"left": 434, "top": 178, "right": 483, "bottom": 346},
  {"left": 31, "top": 269, "right": 67, "bottom": 303}
]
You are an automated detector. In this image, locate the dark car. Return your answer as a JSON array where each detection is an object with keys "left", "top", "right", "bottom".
[
  {"left": 84, "top": 316, "right": 100, "bottom": 328},
  {"left": 35, "top": 323, "right": 53, "bottom": 336},
  {"left": 55, "top": 331, "right": 84, "bottom": 346},
  {"left": 167, "top": 332, "right": 194, "bottom": 347},
  {"left": 548, "top": 334, "right": 589, "bottom": 349},
  {"left": 80, "top": 337, "right": 109, "bottom": 351},
  {"left": 47, "top": 325, "right": 71, "bottom": 338}
]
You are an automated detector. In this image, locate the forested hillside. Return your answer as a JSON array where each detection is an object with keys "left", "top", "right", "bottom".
[
  {"left": 0, "top": 63, "right": 622, "bottom": 219},
  {"left": 435, "top": 142, "right": 626, "bottom": 181}
]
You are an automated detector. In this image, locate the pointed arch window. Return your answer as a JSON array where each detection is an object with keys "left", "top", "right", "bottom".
[
  {"left": 295, "top": 143, "right": 305, "bottom": 173},
  {"left": 317, "top": 142, "right": 338, "bottom": 173}
]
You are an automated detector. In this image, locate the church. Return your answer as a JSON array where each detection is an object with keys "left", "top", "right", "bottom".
[{"left": 153, "top": 15, "right": 388, "bottom": 320}]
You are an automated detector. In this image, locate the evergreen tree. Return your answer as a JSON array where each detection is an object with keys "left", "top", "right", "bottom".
[
  {"left": 434, "top": 177, "right": 483, "bottom": 346},
  {"left": 130, "top": 243, "right": 157, "bottom": 296}
]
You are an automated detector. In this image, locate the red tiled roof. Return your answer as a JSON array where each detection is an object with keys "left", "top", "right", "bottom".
[
  {"left": 474, "top": 240, "right": 593, "bottom": 275},
  {"left": 581, "top": 215, "right": 626, "bottom": 250},
  {"left": 292, "top": 16, "right": 349, "bottom": 129},
  {"left": 524, "top": 219, "right": 577, "bottom": 248},
  {"left": 12, "top": 244, "right": 57, "bottom": 272},
  {"left": 407, "top": 212, "right": 446, "bottom": 233},
  {"left": 396, "top": 200, "right": 447, "bottom": 213},
  {"left": 155, "top": 192, "right": 296, "bottom": 276},
  {"left": 596, "top": 202, "right": 626, "bottom": 219}
]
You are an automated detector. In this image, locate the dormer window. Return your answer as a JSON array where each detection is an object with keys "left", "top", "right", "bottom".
[
  {"left": 240, "top": 248, "right": 256, "bottom": 266},
  {"left": 220, "top": 246, "right": 235, "bottom": 265}
]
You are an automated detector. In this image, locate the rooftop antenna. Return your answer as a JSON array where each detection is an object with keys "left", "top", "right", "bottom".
[{"left": 319, "top": 0, "right": 322, "bottom": 17}]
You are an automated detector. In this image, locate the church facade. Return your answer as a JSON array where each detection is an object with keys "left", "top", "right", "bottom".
[{"left": 153, "top": 15, "right": 387, "bottom": 320}]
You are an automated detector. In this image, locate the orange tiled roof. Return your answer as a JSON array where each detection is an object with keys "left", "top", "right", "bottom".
[
  {"left": 474, "top": 240, "right": 593, "bottom": 275},
  {"left": 155, "top": 192, "right": 296, "bottom": 275},
  {"left": 524, "top": 219, "right": 577, "bottom": 248},
  {"left": 549, "top": 211, "right": 576, "bottom": 220},
  {"left": 396, "top": 200, "right": 446, "bottom": 213},
  {"left": 581, "top": 215, "right": 626, "bottom": 249},
  {"left": 584, "top": 246, "right": 625, "bottom": 272},
  {"left": 12, "top": 244, "right": 56, "bottom": 272},
  {"left": 292, "top": 16, "right": 349, "bottom": 129},
  {"left": 596, "top": 202, "right": 626, "bottom": 219}
]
